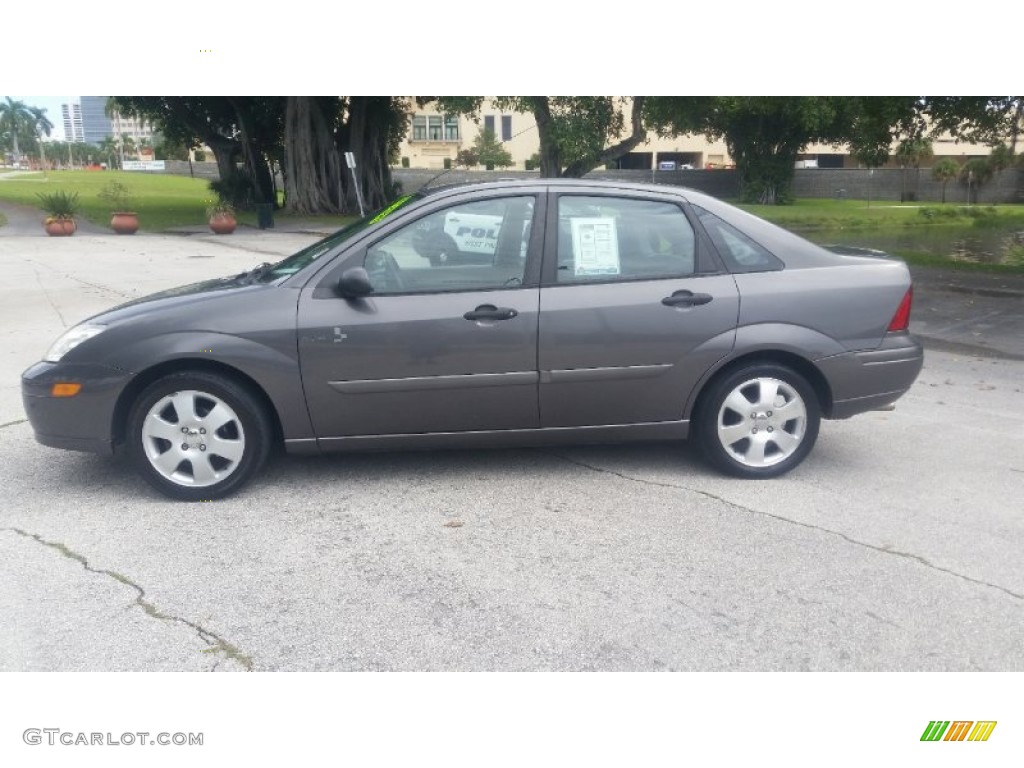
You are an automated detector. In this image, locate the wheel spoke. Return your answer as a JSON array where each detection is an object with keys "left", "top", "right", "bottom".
[
  {"left": 756, "top": 379, "right": 780, "bottom": 410},
  {"left": 209, "top": 435, "right": 244, "bottom": 463},
  {"left": 772, "top": 397, "right": 805, "bottom": 422},
  {"left": 722, "top": 389, "right": 753, "bottom": 417},
  {"left": 718, "top": 421, "right": 751, "bottom": 446},
  {"left": 144, "top": 415, "right": 182, "bottom": 442},
  {"left": 744, "top": 433, "right": 769, "bottom": 465},
  {"left": 202, "top": 403, "right": 236, "bottom": 433},
  {"left": 190, "top": 455, "right": 219, "bottom": 485},
  {"left": 770, "top": 429, "right": 802, "bottom": 457},
  {"left": 169, "top": 392, "right": 198, "bottom": 423},
  {"left": 151, "top": 447, "right": 183, "bottom": 476}
]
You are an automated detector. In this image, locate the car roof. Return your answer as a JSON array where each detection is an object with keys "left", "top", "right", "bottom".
[{"left": 421, "top": 177, "right": 706, "bottom": 201}]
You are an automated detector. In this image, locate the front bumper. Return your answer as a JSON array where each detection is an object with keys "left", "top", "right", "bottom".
[
  {"left": 818, "top": 333, "right": 924, "bottom": 419},
  {"left": 21, "top": 361, "right": 132, "bottom": 455}
]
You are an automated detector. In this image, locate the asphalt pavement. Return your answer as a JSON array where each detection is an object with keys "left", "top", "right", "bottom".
[{"left": 0, "top": 215, "right": 1022, "bottom": 672}]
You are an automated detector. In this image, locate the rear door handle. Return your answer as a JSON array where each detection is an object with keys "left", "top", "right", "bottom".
[
  {"left": 464, "top": 304, "right": 518, "bottom": 321},
  {"left": 662, "top": 290, "right": 713, "bottom": 307}
]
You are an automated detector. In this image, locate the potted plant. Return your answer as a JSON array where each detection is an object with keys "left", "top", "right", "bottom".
[
  {"left": 36, "top": 191, "right": 80, "bottom": 236},
  {"left": 99, "top": 180, "right": 139, "bottom": 234},
  {"left": 206, "top": 199, "right": 237, "bottom": 235}
]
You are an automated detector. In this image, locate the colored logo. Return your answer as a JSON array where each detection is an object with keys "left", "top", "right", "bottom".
[{"left": 921, "top": 721, "right": 997, "bottom": 742}]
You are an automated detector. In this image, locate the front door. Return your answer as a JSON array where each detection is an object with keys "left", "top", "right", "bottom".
[{"left": 298, "top": 194, "right": 542, "bottom": 438}]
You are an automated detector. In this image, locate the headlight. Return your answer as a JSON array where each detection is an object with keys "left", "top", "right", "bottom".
[{"left": 44, "top": 323, "right": 107, "bottom": 363}]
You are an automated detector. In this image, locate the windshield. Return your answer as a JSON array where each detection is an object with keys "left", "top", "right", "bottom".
[{"left": 260, "top": 193, "right": 419, "bottom": 281}]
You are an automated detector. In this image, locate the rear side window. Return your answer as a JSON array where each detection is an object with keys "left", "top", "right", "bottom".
[
  {"left": 556, "top": 196, "right": 696, "bottom": 283},
  {"left": 694, "top": 205, "right": 783, "bottom": 273}
]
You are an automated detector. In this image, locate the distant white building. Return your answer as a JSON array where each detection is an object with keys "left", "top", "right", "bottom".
[
  {"left": 60, "top": 103, "right": 84, "bottom": 143},
  {"left": 61, "top": 97, "right": 154, "bottom": 148}
]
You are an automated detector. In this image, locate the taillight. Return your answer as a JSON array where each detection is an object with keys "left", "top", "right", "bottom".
[{"left": 887, "top": 286, "right": 913, "bottom": 332}]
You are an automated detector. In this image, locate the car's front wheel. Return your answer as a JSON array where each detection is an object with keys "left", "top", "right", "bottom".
[
  {"left": 696, "top": 363, "right": 820, "bottom": 478},
  {"left": 126, "top": 371, "right": 272, "bottom": 500}
]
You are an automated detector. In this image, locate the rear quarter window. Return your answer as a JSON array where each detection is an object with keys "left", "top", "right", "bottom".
[{"left": 694, "top": 205, "right": 784, "bottom": 273}]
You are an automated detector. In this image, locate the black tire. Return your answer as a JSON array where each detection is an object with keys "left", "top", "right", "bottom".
[
  {"left": 425, "top": 234, "right": 458, "bottom": 267},
  {"left": 126, "top": 371, "right": 273, "bottom": 501},
  {"left": 695, "top": 363, "right": 820, "bottom": 479}
]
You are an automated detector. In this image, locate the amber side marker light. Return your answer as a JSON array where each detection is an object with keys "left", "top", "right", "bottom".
[{"left": 51, "top": 382, "right": 82, "bottom": 397}]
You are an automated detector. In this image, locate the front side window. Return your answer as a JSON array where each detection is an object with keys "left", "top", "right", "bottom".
[
  {"left": 363, "top": 196, "right": 535, "bottom": 295},
  {"left": 555, "top": 196, "right": 696, "bottom": 283}
]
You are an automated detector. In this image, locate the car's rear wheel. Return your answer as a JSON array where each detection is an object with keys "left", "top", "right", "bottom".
[
  {"left": 126, "top": 371, "right": 272, "bottom": 500},
  {"left": 696, "top": 363, "right": 820, "bottom": 478}
]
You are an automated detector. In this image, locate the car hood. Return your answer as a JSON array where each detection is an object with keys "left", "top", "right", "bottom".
[{"left": 85, "top": 273, "right": 274, "bottom": 326}]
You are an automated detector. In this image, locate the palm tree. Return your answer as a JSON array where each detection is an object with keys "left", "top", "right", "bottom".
[
  {"left": 30, "top": 106, "right": 53, "bottom": 171},
  {"left": 931, "top": 158, "right": 959, "bottom": 204},
  {"left": 117, "top": 132, "right": 137, "bottom": 164},
  {"left": 0, "top": 97, "right": 34, "bottom": 167},
  {"left": 97, "top": 136, "right": 118, "bottom": 169}
]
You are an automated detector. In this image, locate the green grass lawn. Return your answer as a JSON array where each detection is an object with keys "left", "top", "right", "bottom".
[
  {"left": 0, "top": 170, "right": 214, "bottom": 231},
  {"left": 0, "top": 170, "right": 360, "bottom": 233},
  {"left": 737, "top": 198, "right": 1024, "bottom": 232}
]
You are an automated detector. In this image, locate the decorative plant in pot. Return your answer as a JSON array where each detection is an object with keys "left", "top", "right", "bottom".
[
  {"left": 206, "top": 199, "right": 237, "bottom": 235},
  {"left": 36, "top": 191, "right": 80, "bottom": 236},
  {"left": 99, "top": 180, "right": 139, "bottom": 234}
]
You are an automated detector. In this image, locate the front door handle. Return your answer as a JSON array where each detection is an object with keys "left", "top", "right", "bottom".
[
  {"left": 662, "top": 290, "right": 713, "bottom": 308},
  {"left": 464, "top": 304, "right": 519, "bottom": 321}
]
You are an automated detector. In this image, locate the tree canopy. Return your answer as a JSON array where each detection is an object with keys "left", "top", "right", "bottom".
[
  {"left": 644, "top": 97, "right": 923, "bottom": 203},
  {"left": 433, "top": 97, "right": 647, "bottom": 178}
]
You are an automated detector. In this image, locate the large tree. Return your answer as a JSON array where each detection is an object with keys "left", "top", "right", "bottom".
[
  {"left": 644, "top": 96, "right": 922, "bottom": 204},
  {"left": 113, "top": 96, "right": 404, "bottom": 214},
  {"left": 926, "top": 97, "right": 1023, "bottom": 154},
  {"left": 111, "top": 97, "right": 279, "bottom": 205},
  {"left": 282, "top": 96, "right": 406, "bottom": 215},
  {"left": 433, "top": 96, "right": 648, "bottom": 178},
  {"left": 0, "top": 97, "right": 34, "bottom": 165}
]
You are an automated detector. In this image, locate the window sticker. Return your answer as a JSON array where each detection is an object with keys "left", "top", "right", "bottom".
[{"left": 570, "top": 217, "right": 620, "bottom": 276}]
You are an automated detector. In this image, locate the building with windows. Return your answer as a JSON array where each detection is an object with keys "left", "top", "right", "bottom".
[
  {"left": 61, "top": 97, "right": 154, "bottom": 148},
  {"left": 397, "top": 98, "right": 1001, "bottom": 172},
  {"left": 60, "top": 103, "right": 84, "bottom": 143},
  {"left": 79, "top": 96, "right": 113, "bottom": 145}
]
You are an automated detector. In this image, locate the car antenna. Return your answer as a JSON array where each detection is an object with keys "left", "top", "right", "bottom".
[{"left": 419, "top": 166, "right": 457, "bottom": 192}]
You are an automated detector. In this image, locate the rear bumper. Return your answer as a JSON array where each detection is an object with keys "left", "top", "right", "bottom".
[
  {"left": 21, "top": 361, "right": 131, "bottom": 456},
  {"left": 818, "top": 334, "right": 924, "bottom": 419}
]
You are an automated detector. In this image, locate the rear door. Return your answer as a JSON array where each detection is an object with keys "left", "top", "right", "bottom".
[
  {"left": 298, "top": 191, "right": 544, "bottom": 439},
  {"left": 538, "top": 190, "right": 739, "bottom": 428}
]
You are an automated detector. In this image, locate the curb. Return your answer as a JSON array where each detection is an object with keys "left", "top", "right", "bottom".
[{"left": 915, "top": 334, "right": 1024, "bottom": 362}]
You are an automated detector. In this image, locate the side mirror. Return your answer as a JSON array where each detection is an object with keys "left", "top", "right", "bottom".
[{"left": 336, "top": 267, "right": 374, "bottom": 298}]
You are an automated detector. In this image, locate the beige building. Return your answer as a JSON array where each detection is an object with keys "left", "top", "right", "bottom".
[{"left": 397, "top": 98, "right": 1000, "bottom": 171}]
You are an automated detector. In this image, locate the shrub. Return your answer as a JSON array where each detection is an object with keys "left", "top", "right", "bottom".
[{"left": 36, "top": 190, "right": 80, "bottom": 220}]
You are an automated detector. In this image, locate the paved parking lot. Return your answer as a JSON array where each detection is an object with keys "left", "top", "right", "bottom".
[{"left": 1, "top": 231, "right": 1022, "bottom": 671}]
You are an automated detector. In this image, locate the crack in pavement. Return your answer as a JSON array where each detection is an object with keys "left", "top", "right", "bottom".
[
  {"left": 24, "top": 258, "right": 134, "bottom": 300},
  {"left": 0, "top": 419, "right": 28, "bottom": 431},
  {"left": 547, "top": 452, "right": 1024, "bottom": 603},
  {"left": 4, "top": 528, "right": 253, "bottom": 671},
  {"left": 31, "top": 266, "right": 67, "bottom": 328}
]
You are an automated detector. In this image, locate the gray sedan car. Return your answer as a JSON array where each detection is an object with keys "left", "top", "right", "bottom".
[{"left": 22, "top": 180, "right": 923, "bottom": 500}]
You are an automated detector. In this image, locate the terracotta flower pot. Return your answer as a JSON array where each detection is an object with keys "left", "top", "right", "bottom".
[
  {"left": 110, "top": 212, "right": 139, "bottom": 235},
  {"left": 44, "top": 218, "right": 76, "bottom": 237},
  {"left": 209, "top": 214, "right": 237, "bottom": 235}
]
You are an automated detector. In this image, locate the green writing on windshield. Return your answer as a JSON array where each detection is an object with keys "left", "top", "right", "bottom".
[{"left": 369, "top": 195, "right": 413, "bottom": 224}]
